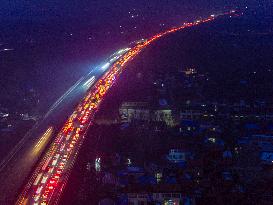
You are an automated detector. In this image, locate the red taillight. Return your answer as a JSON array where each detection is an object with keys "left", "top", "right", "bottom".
[{"left": 49, "top": 180, "right": 55, "bottom": 184}]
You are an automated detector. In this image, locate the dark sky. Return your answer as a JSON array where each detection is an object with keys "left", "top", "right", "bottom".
[
  {"left": 0, "top": 0, "right": 260, "bottom": 24},
  {"left": 0, "top": 0, "right": 265, "bottom": 41}
]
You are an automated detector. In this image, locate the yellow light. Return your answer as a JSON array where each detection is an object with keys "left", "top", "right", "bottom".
[{"left": 34, "top": 127, "right": 54, "bottom": 150}]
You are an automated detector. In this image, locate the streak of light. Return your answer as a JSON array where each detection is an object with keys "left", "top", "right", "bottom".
[
  {"left": 44, "top": 77, "right": 85, "bottom": 118},
  {"left": 83, "top": 76, "right": 96, "bottom": 89},
  {"left": 33, "top": 127, "right": 54, "bottom": 154}
]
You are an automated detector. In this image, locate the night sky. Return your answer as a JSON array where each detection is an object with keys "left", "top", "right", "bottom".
[
  {"left": 0, "top": 1, "right": 261, "bottom": 23},
  {"left": 0, "top": 0, "right": 266, "bottom": 46}
]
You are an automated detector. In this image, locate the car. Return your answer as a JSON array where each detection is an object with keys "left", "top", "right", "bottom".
[
  {"left": 33, "top": 194, "right": 41, "bottom": 202},
  {"left": 59, "top": 162, "right": 65, "bottom": 168},
  {"left": 56, "top": 169, "right": 62, "bottom": 174},
  {"left": 54, "top": 174, "right": 60, "bottom": 179},
  {"left": 49, "top": 179, "right": 57, "bottom": 185},
  {"left": 42, "top": 188, "right": 50, "bottom": 199},
  {"left": 60, "top": 144, "right": 66, "bottom": 151},
  {"left": 41, "top": 175, "right": 49, "bottom": 184},
  {"left": 35, "top": 185, "right": 44, "bottom": 195}
]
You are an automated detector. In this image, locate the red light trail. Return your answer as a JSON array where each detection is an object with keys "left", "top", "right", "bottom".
[{"left": 16, "top": 11, "right": 237, "bottom": 205}]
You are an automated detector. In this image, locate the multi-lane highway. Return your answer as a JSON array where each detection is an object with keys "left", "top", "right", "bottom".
[
  {"left": 0, "top": 48, "right": 131, "bottom": 204},
  {"left": 0, "top": 11, "right": 237, "bottom": 205},
  {"left": 16, "top": 44, "right": 147, "bottom": 205}
]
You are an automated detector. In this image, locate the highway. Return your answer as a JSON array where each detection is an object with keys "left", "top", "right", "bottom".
[
  {"left": 0, "top": 48, "right": 131, "bottom": 204},
  {"left": 0, "top": 11, "right": 237, "bottom": 205}
]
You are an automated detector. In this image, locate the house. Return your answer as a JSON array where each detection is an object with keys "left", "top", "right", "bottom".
[
  {"left": 127, "top": 184, "right": 196, "bottom": 205},
  {"left": 166, "top": 149, "right": 192, "bottom": 164},
  {"left": 119, "top": 102, "right": 175, "bottom": 126}
]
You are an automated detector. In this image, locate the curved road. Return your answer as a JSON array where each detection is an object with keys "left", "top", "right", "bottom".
[{"left": 0, "top": 11, "right": 237, "bottom": 205}]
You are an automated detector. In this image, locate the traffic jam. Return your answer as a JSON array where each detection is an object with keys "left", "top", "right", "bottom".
[
  {"left": 17, "top": 38, "right": 148, "bottom": 205},
  {"left": 17, "top": 11, "right": 237, "bottom": 205}
]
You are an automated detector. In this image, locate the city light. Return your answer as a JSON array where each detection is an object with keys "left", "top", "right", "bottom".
[
  {"left": 95, "top": 158, "right": 101, "bottom": 172},
  {"left": 16, "top": 11, "right": 238, "bottom": 205}
]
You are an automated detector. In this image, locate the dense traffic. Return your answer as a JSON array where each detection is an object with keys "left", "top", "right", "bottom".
[{"left": 16, "top": 11, "right": 237, "bottom": 205}]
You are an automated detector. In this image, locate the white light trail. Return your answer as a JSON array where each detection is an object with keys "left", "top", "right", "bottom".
[
  {"left": 101, "top": 62, "right": 110, "bottom": 70},
  {"left": 83, "top": 76, "right": 96, "bottom": 89}
]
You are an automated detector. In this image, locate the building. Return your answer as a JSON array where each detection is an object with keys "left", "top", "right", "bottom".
[
  {"left": 166, "top": 149, "right": 191, "bottom": 164},
  {"left": 119, "top": 102, "right": 175, "bottom": 126},
  {"left": 127, "top": 190, "right": 195, "bottom": 205}
]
